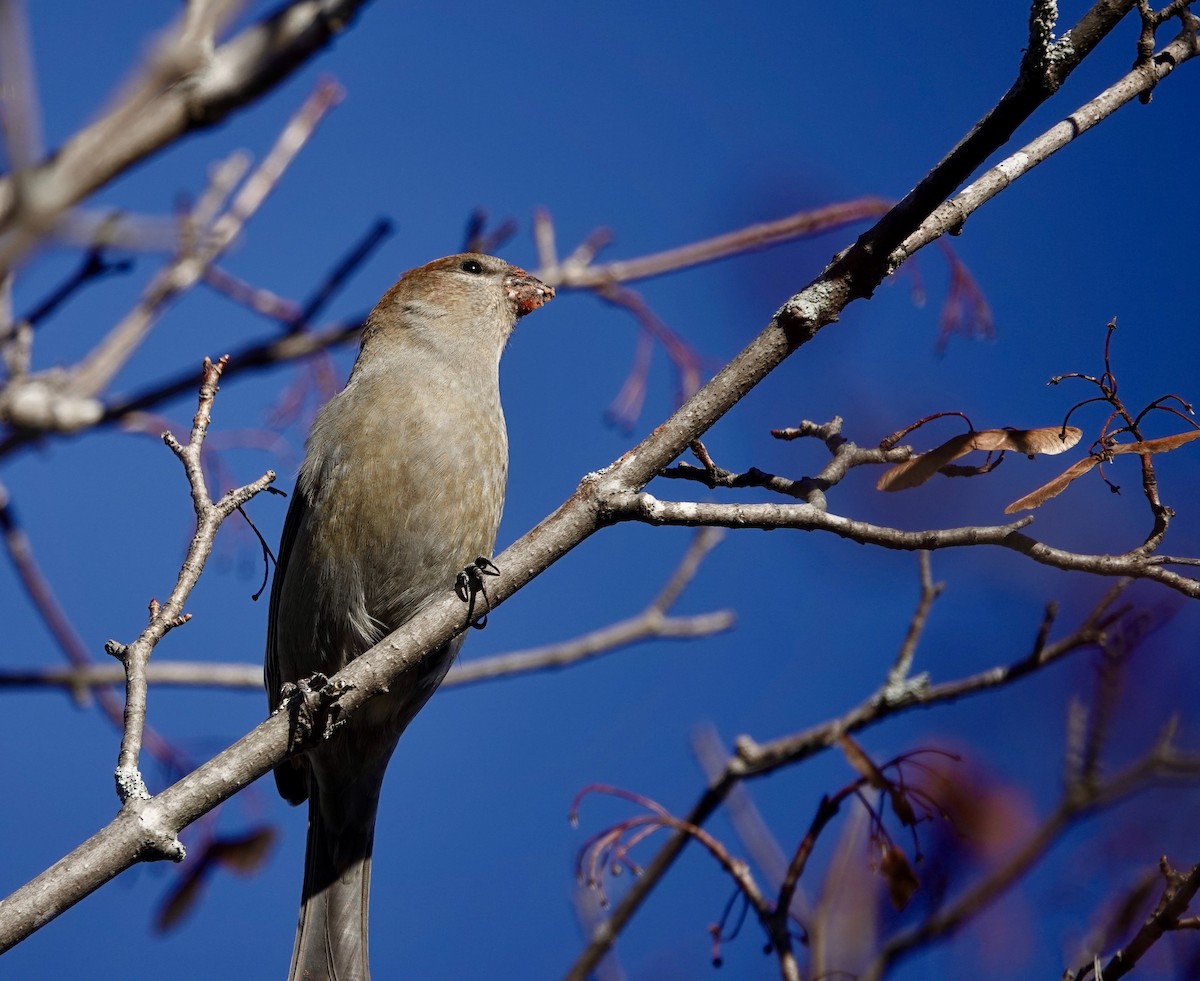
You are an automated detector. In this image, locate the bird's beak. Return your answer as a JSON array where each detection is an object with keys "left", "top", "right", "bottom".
[{"left": 505, "top": 269, "right": 555, "bottom": 317}]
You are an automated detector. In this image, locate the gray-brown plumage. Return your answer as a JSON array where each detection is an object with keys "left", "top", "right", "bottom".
[{"left": 265, "top": 253, "right": 554, "bottom": 980}]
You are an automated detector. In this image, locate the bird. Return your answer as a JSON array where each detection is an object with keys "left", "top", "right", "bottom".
[{"left": 264, "top": 253, "right": 554, "bottom": 980}]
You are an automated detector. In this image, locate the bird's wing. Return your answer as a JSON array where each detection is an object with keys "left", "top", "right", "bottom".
[{"left": 264, "top": 482, "right": 309, "bottom": 712}]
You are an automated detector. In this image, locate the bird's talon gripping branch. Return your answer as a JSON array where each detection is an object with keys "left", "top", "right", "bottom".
[
  {"left": 281, "top": 673, "right": 332, "bottom": 745},
  {"left": 456, "top": 556, "right": 500, "bottom": 629}
]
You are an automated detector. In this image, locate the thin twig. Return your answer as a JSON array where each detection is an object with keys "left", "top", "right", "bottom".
[
  {"left": 1073, "top": 858, "right": 1200, "bottom": 980},
  {"left": 543, "top": 199, "right": 891, "bottom": 289},
  {"left": 564, "top": 582, "right": 1130, "bottom": 979},
  {"left": 881, "top": 551, "right": 944, "bottom": 699},
  {"left": 106, "top": 357, "right": 274, "bottom": 804},
  {"left": 614, "top": 491, "right": 1200, "bottom": 599},
  {"left": 863, "top": 747, "right": 1200, "bottom": 981},
  {"left": 0, "top": 530, "right": 731, "bottom": 695}
]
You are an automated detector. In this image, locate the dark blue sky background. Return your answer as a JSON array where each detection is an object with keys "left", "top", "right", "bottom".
[{"left": 3, "top": 3, "right": 1200, "bottom": 979}]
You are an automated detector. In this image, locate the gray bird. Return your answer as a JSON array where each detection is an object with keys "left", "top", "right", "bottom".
[{"left": 265, "top": 253, "right": 554, "bottom": 980}]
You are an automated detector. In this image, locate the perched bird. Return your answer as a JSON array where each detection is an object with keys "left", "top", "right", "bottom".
[{"left": 265, "top": 253, "right": 554, "bottom": 980}]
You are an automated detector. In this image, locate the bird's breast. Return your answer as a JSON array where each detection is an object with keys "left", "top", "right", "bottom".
[{"left": 299, "top": 373, "right": 508, "bottom": 659}]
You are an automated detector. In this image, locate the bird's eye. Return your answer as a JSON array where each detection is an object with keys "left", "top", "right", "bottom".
[{"left": 461, "top": 259, "right": 484, "bottom": 274}]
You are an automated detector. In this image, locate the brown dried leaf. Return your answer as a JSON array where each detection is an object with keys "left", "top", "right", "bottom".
[
  {"left": 1108, "top": 429, "right": 1200, "bottom": 455},
  {"left": 880, "top": 844, "right": 920, "bottom": 910},
  {"left": 154, "top": 827, "right": 277, "bottom": 933},
  {"left": 966, "top": 429, "right": 1018, "bottom": 452},
  {"left": 1006, "top": 429, "right": 1200, "bottom": 513},
  {"left": 876, "top": 432, "right": 978, "bottom": 491},
  {"left": 878, "top": 426, "right": 1082, "bottom": 492},
  {"left": 1004, "top": 455, "right": 1101, "bottom": 513},
  {"left": 889, "top": 788, "right": 918, "bottom": 828},
  {"left": 155, "top": 862, "right": 208, "bottom": 932},
  {"left": 210, "top": 826, "right": 277, "bottom": 874},
  {"left": 909, "top": 743, "right": 1036, "bottom": 866},
  {"left": 995, "top": 425, "right": 1082, "bottom": 456}
]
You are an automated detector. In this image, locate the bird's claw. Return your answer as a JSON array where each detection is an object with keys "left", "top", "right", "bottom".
[
  {"left": 281, "top": 673, "right": 344, "bottom": 746},
  {"left": 455, "top": 556, "right": 500, "bottom": 629}
]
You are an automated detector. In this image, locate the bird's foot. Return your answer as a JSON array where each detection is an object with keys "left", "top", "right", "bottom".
[
  {"left": 280, "top": 672, "right": 339, "bottom": 747},
  {"left": 455, "top": 556, "right": 500, "bottom": 629}
]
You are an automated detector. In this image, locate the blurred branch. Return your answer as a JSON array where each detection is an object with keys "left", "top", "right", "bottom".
[
  {"left": 564, "top": 573, "right": 1131, "bottom": 978},
  {"left": 534, "top": 204, "right": 892, "bottom": 432},
  {"left": 0, "top": 202, "right": 929, "bottom": 453},
  {"left": 0, "top": 481, "right": 191, "bottom": 774},
  {"left": 63, "top": 153, "right": 250, "bottom": 401},
  {"left": 202, "top": 215, "right": 396, "bottom": 331},
  {"left": 0, "top": 661, "right": 263, "bottom": 692},
  {"left": 536, "top": 198, "right": 891, "bottom": 289},
  {"left": 0, "top": 212, "right": 392, "bottom": 459},
  {"left": 691, "top": 723, "right": 806, "bottom": 922},
  {"left": 0, "top": 528, "right": 733, "bottom": 694},
  {"left": 0, "top": 0, "right": 45, "bottom": 189},
  {"left": 0, "top": 0, "right": 372, "bottom": 272},
  {"left": 172, "top": 196, "right": 906, "bottom": 441},
  {"left": 18, "top": 247, "right": 134, "bottom": 329},
  {"left": 864, "top": 742, "right": 1200, "bottom": 981},
  {"left": 101, "top": 319, "right": 363, "bottom": 427},
  {"left": 0, "top": 78, "right": 341, "bottom": 438},
  {"left": 570, "top": 886, "right": 628, "bottom": 981},
  {"left": 73, "top": 71, "right": 341, "bottom": 396},
  {"left": 285, "top": 216, "right": 394, "bottom": 332},
  {"left": 593, "top": 283, "right": 705, "bottom": 432},
  {"left": 446, "top": 527, "right": 732, "bottom": 686}
]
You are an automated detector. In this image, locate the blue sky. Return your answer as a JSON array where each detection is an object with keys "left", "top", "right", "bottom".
[{"left": 3, "top": 3, "right": 1200, "bottom": 979}]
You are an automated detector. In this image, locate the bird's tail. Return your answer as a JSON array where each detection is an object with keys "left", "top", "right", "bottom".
[{"left": 287, "top": 765, "right": 387, "bottom": 981}]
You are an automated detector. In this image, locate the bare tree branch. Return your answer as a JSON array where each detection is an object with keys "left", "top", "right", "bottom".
[
  {"left": 0, "top": 78, "right": 341, "bottom": 439},
  {"left": 863, "top": 747, "right": 1200, "bottom": 981},
  {"left": 0, "top": 529, "right": 733, "bottom": 694},
  {"left": 541, "top": 199, "right": 892, "bottom": 289},
  {"left": 0, "top": 0, "right": 373, "bottom": 273},
  {"left": 446, "top": 528, "right": 733, "bottom": 686},
  {"left": 1071, "top": 857, "right": 1200, "bottom": 980},
  {"left": 563, "top": 574, "right": 1131, "bottom": 979},
  {"left": 891, "top": 11, "right": 1200, "bottom": 268},
  {"left": 613, "top": 491, "right": 1200, "bottom": 597},
  {"left": 104, "top": 357, "right": 274, "bottom": 804}
]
